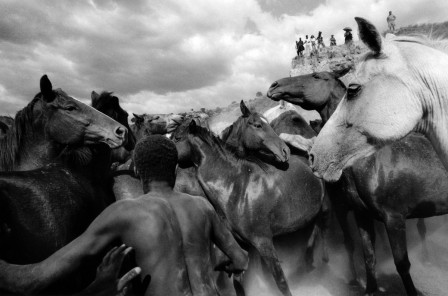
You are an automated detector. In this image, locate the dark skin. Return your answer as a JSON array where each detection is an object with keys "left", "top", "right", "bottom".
[
  {"left": 0, "top": 188, "right": 193, "bottom": 296},
  {"left": 139, "top": 178, "right": 248, "bottom": 296}
]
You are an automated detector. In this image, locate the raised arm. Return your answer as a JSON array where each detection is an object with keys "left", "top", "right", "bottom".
[
  {"left": 0, "top": 200, "right": 133, "bottom": 294},
  {"left": 207, "top": 206, "right": 248, "bottom": 273}
]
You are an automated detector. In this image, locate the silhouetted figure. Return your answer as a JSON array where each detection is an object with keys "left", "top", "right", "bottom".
[
  {"left": 296, "top": 38, "right": 304, "bottom": 57},
  {"left": 330, "top": 35, "right": 336, "bottom": 46},
  {"left": 387, "top": 11, "right": 396, "bottom": 31}
]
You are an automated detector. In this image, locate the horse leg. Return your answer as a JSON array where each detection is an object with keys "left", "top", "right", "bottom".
[
  {"left": 384, "top": 215, "right": 418, "bottom": 296},
  {"left": 253, "top": 237, "right": 292, "bottom": 296},
  {"left": 354, "top": 212, "right": 378, "bottom": 295},
  {"left": 319, "top": 193, "right": 331, "bottom": 264},
  {"left": 334, "top": 204, "right": 358, "bottom": 285},
  {"left": 304, "top": 224, "right": 318, "bottom": 272},
  {"left": 416, "top": 218, "right": 429, "bottom": 262}
]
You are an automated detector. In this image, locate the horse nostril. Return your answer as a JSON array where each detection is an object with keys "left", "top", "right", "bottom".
[
  {"left": 309, "top": 153, "right": 315, "bottom": 168},
  {"left": 270, "top": 81, "right": 278, "bottom": 89},
  {"left": 115, "top": 126, "right": 127, "bottom": 138}
]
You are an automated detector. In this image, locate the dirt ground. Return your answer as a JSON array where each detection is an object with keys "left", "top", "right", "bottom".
[{"left": 243, "top": 215, "right": 448, "bottom": 296}]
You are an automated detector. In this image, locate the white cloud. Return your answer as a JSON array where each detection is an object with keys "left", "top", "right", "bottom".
[{"left": 0, "top": 0, "right": 447, "bottom": 116}]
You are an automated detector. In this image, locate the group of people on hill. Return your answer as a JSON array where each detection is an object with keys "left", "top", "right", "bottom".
[
  {"left": 295, "top": 31, "right": 329, "bottom": 58},
  {"left": 296, "top": 10, "right": 397, "bottom": 58}
]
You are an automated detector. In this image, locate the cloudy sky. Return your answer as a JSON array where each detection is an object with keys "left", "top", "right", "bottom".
[{"left": 1, "top": 0, "right": 447, "bottom": 116}]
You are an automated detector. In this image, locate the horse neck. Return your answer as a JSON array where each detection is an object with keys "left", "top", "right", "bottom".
[
  {"left": 318, "top": 81, "right": 346, "bottom": 125},
  {"left": 15, "top": 138, "right": 64, "bottom": 171},
  {"left": 190, "top": 137, "right": 252, "bottom": 215},
  {"left": 0, "top": 120, "right": 64, "bottom": 172}
]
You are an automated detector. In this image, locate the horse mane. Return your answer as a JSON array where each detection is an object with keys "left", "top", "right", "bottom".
[
  {"left": 193, "top": 120, "right": 269, "bottom": 170},
  {"left": 392, "top": 35, "right": 448, "bottom": 55},
  {"left": 92, "top": 91, "right": 120, "bottom": 111}
]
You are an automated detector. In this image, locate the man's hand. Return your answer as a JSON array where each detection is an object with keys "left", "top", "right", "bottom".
[{"left": 83, "top": 244, "right": 141, "bottom": 296}]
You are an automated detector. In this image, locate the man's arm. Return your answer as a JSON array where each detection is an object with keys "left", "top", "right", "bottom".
[
  {"left": 206, "top": 205, "right": 248, "bottom": 273},
  {"left": 0, "top": 200, "right": 133, "bottom": 294}
]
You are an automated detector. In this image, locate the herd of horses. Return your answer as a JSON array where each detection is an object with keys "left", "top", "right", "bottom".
[{"left": 0, "top": 17, "right": 448, "bottom": 296}]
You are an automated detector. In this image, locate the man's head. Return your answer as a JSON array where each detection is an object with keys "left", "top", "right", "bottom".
[
  {"left": 389, "top": 11, "right": 392, "bottom": 14},
  {"left": 133, "top": 135, "right": 178, "bottom": 189}
]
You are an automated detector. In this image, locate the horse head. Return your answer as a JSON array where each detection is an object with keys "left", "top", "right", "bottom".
[
  {"left": 221, "top": 100, "right": 290, "bottom": 163},
  {"left": 131, "top": 113, "right": 184, "bottom": 141},
  {"left": 309, "top": 17, "right": 448, "bottom": 182},
  {"left": 91, "top": 91, "right": 136, "bottom": 163},
  {"left": 38, "top": 75, "right": 127, "bottom": 148},
  {"left": 267, "top": 70, "right": 348, "bottom": 111}
]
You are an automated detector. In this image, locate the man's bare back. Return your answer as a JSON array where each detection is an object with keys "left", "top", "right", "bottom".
[{"left": 156, "top": 190, "right": 247, "bottom": 296}]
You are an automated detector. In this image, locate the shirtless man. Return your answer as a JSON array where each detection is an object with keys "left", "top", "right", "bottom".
[
  {"left": 0, "top": 135, "right": 247, "bottom": 296},
  {"left": 133, "top": 135, "right": 248, "bottom": 296}
]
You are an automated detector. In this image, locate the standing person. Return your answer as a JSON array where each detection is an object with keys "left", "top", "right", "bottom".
[
  {"left": 296, "top": 38, "right": 304, "bottom": 57},
  {"left": 387, "top": 11, "right": 396, "bottom": 31},
  {"left": 310, "top": 35, "right": 317, "bottom": 52},
  {"left": 330, "top": 35, "right": 336, "bottom": 46},
  {"left": 0, "top": 135, "right": 248, "bottom": 296},
  {"left": 317, "top": 31, "right": 325, "bottom": 51},
  {"left": 304, "top": 35, "right": 311, "bottom": 56},
  {"left": 344, "top": 28, "right": 353, "bottom": 49}
]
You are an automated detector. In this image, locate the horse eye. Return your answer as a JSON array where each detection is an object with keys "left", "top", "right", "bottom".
[
  {"left": 65, "top": 106, "right": 77, "bottom": 111},
  {"left": 254, "top": 123, "right": 262, "bottom": 128},
  {"left": 347, "top": 83, "right": 362, "bottom": 99}
]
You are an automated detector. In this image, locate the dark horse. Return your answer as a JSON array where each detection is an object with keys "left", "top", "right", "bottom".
[
  {"left": 175, "top": 101, "right": 326, "bottom": 296},
  {"left": 267, "top": 72, "right": 448, "bottom": 295},
  {"left": 0, "top": 75, "right": 127, "bottom": 172},
  {"left": 0, "top": 82, "right": 134, "bottom": 293}
]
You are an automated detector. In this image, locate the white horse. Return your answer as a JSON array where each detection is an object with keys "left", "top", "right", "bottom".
[{"left": 310, "top": 17, "right": 448, "bottom": 182}]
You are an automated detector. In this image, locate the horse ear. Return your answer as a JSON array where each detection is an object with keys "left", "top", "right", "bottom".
[
  {"left": 40, "top": 75, "right": 55, "bottom": 102},
  {"left": 91, "top": 91, "right": 99, "bottom": 105},
  {"left": 189, "top": 119, "right": 197, "bottom": 133},
  {"left": 132, "top": 113, "right": 144, "bottom": 125},
  {"left": 240, "top": 100, "right": 251, "bottom": 117},
  {"left": 355, "top": 17, "right": 382, "bottom": 54}
]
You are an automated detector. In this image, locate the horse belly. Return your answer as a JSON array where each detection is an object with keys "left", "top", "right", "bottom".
[
  {"left": 270, "top": 159, "right": 324, "bottom": 235},
  {"left": 353, "top": 136, "right": 448, "bottom": 219}
]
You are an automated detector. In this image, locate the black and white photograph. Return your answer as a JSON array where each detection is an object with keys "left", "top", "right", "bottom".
[{"left": 0, "top": 0, "right": 448, "bottom": 295}]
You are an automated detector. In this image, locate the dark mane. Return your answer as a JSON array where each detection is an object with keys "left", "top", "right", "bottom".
[
  {"left": 92, "top": 92, "right": 120, "bottom": 111},
  {"left": 0, "top": 95, "right": 42, "bottom": 171},
  {"left": 192, "top": 122, "right": 268, "bottom": 170}
]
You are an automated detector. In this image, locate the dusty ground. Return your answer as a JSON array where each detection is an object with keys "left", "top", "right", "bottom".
[{"left": 243, "top": 216, "right": 448, "bottom": 296}]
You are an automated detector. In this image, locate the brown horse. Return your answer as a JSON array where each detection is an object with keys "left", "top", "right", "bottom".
[
  {"left": 0, "top": 89, "right": 135, "bottom": 293},
  {"left": 175, "top": 102, "right": 327, "bottom": 296},
  {"left": 0, "top": 75, "right": 127, "bottom": 172},
  {"left": 267, "top": 70, "right": 448, "bottom": 295},
  {"left": 131, "top": 112, "right": 184, "bottom": 140}
]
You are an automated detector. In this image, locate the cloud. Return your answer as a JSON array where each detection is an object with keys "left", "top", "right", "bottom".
[{"left": 0, "top": 0, "right": 447, "bottom": 116}]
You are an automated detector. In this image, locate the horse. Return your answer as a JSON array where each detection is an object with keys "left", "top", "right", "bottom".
[
  {"left": 131, "top": 112, "right": 184, "bottom": 140},
  {"left": 309, "top": 17, "right": 448, "bottom": 182},
  {"left": 175, "top": 101, "right": 327, "bottom": 296},
  {"left": 0, "top": 89, "right": 135, "bottom": 293},
  {"left": 0, "top": 75, "right": 127, "bottom": 172},
  {"left": 267, "top": 69, "right": 448, "bottom": 294}
]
